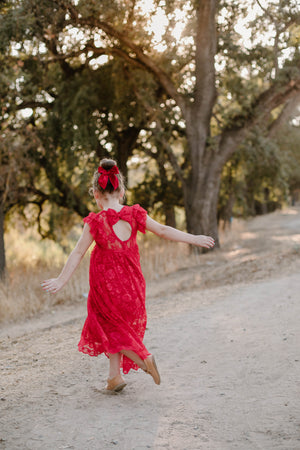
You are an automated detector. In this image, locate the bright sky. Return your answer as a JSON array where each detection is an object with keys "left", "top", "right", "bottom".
[
  {"left": 18, "top": 0, "right": 291, "bottom": 119},
  {"left": 138, "top": 0, "right": 191, "bottom": 51},
  {"left": 139, "top": 0, "right": 272, "bottom": 50}
]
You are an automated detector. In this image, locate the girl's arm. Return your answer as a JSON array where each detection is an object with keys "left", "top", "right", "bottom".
[
  {"left": 41, "top": 224, "right": 94, "bottom": 294},
  {"left": 145, "top": 216, "right": 215, "bottom": 249}
]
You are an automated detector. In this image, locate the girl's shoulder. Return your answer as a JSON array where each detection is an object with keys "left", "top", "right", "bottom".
[
  {"left": 130, "top": 204, "right": 148, "bottom": 233},
  {"left": 84, "top": 205, "right": 147, "bottom": 218},
  {"left": 120, "top": 204, "right": 147, "bottom": 220},
  {"left": 83, "top": 211, "right": 100, "bottom": 222},
  {"left": 83, "top": 211, "right": 105, "bottom": 241},
  {"left": 129, "top": 204, "right": 147, "bottom": 215},
  {"left": 83, "top": 211, "right": 103, "bottom": 230},
  {"left": 131, "top": 203, "right": 146, "bottom": 211}
]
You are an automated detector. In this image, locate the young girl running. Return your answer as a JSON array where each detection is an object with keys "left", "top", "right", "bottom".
[{"left": 42, "top": 159, "right": 215, "bottom": 392}]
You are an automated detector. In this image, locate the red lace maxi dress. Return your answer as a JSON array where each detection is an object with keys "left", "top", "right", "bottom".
[{"left": 77, "top": 204, "right": 151, "bottom": 374}]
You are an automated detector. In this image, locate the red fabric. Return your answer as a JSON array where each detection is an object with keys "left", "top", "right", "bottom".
[
  {"left": 98, "top": 166, "right": 119, "bottom": 190},
  {"left": 78, "top": 204, "right": 150, "bottom": 374}
]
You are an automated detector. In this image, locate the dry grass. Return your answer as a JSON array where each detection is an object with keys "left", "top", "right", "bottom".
[
  {"left": 0, "top": 228, "right": 201, "bottom": 324},
  {"left": 2, "top": 206, "right": 300, "bottom": 324},
  {"left": 0, "top": 228, "right": 90, "bottom": 323},
  {"left": 0, "top": 260, "right": 91, "bottom": 323},
  {"left": 139, "top": 235, "right": 201, "bottom": 281}
]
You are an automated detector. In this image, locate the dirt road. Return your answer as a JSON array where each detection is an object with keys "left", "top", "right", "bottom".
[{"left": 1, "top": 208, "right": 300, "bottom": 449}]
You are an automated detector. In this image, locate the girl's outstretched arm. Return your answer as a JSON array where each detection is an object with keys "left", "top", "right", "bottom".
[
  {"left": 145, "top": 216, "right": 215, "bottom": 249},
  {"left": 41, "top": 224, "right": 94, "bottom": 294}
]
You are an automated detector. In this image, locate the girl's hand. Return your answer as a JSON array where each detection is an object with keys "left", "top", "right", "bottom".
[
  {"left": 193, "top": 235, "right": 215, "bottom": 249},
  {"left": 41, "top": 278, "right": 65, "bottom": 294}
]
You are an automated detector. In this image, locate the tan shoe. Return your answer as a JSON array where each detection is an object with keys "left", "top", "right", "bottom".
[
  {"left": 106, "top": 374, "right": 127, "bottom": 392},
  {"left": 144, "top": 355, "right": 161, "bottom": 385}
]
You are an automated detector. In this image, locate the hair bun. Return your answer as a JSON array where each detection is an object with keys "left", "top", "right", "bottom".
[
  {"left": 91, "top": 158, "right": 125, "bottom": 195},
  {"left": 100, "top": 158, "right": 117, "bottom": 171}
]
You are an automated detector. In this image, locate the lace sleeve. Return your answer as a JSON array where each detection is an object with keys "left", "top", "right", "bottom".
[
  {"left": 132, "top": 204, "right": 147, "bottom": 234},
  {"left": 83, "top": 212, "right": 98, "bottom": 240}
]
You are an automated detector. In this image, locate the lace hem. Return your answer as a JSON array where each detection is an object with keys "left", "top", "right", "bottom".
[{"left": 78, "top": 341, "right": 150, "bottom": 374}]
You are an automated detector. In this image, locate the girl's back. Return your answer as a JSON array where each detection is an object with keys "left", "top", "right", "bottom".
[{"left": 84, "top": 204, "right": 147, "bottom": 253}]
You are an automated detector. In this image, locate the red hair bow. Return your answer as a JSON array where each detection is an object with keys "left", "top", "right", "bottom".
[{"left": 98, "top": 166, "right": 119, "bottom": 190}]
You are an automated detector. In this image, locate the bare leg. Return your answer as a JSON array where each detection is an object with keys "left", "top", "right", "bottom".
[
  {"left": 108, "top": 352, "right": 121, "bottom": 378},
  {"left": 118, "top": 351, "right": 160, "bottom": 385},
  {"left": 120, "top": 350, "right": 147, "bottom": 371}
]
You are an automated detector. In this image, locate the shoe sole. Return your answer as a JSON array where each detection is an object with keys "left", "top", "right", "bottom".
[
  {"left": 110, "top": 382, "right": 127, "bottom": 392},
  {"left": 146, "top": 355, "right": 161, "bottom": 385}
]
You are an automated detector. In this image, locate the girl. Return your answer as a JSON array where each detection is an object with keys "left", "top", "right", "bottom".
[{"left": 42, "top": 159, "right": 215, "bottom": 392}]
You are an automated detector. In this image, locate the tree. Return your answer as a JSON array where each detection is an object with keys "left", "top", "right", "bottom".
[
  {"left": 1, "top": 0, "right": 300, "bottom": 248},
  {"left": 218, "top": 130, "right": 289, "bottom": 223},
  {"left": 272, "top": 114, "right": 300, "bottom": 205},
  {"left": 0, "top": 0, "right": 154, "bottom": 272},
  {"left": 48, "top": 0, "right": 299, "bottom": 244},
  {"left": 0, "top": 124, "right": 47, "bottom": 277}
]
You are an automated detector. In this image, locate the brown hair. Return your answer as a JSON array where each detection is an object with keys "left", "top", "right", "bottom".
[{"left": 91, "top": 158, "right": 125, "bottom": 195}]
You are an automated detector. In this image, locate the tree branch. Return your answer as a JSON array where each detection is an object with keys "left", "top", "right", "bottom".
[
  {"left": 153, "top": 125, "right": 185, "bottom": 185},
  {"left": 16, "top": 101, "right": 54, "bottom": 111},
  {"left": 194, "top": 0, "right": 217, "bottom": 118},
  {"left": 255, "top": 0, "right": 298, "bottom": 79},
  {"left": 255, "top": 0, "right": 274, "bottom": 20},
  {"left": 46, "top": 43, "right": 146, "bottom": 70},
  {"left": 268, "top": 93, "right": 300, "bottom": 138},
  {"left": 131, "top": 83, "right": 185, "bottom": 183},
  {"left": 66, "top": 12, "right": 187, "bottom": 114},
  {"left": 45, "top": 37, "right": 75, "bottom": 77},
  {"left": 218, "top": 76, "right": 300, "bottom": 164}
]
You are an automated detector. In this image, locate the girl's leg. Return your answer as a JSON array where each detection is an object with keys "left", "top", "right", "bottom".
[
  {"left": 120, "top": 350, "right": 161, "bottom": 385},
  {"left": 121, "top": 350, "right": 160, "bottom": 385},
  {"left": 120, "top": 350, "right": 147, "bottom": 371},
  {"left": 108, "top": 352, "right": 121, "bottom": 378},
  {"left": 106, "top": 352, "right": 127, "bottom": 392}
]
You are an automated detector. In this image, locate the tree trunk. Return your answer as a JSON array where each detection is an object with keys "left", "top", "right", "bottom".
[
  {"left": 0, "top": 205, "right": 6, "bottom": 279},
  {"left": 184, "top": 155, "right": 222, "bottom": 246},
  {"left": 164, "top": 205, "right": 176, "bottom": 228},
  {"left": 78, "top": 0, "right": 300, "bottom": 245},
  {"left": 183, "top": 125, "right": 247, "bottom": 244},
  {"left": 222, "top": 192, "right": 235, "bottom": 230},
  {"left": 180, "top": 0, "right": 220, "bottom": 242},
  {"left": 116, "top": 127, "right": 141, "bottom": 180}
]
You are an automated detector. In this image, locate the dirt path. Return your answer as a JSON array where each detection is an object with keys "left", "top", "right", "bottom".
[{"left": 1, "top": 208, "right": 300, "bottom": 449}]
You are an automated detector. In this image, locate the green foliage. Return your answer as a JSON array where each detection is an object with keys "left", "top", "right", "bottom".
[
  {"left": 0, "top": 124, "right": 43, "bottom": 216},
  {"left": 0, "top": 0, "right": 299, "bottom": 248},
  {"left": 218, "top": 123, "right": 300, "bottom": 221},
  {"left": 275, "top": 122, "right": 300, "bottom": 194},
  {"left": 0, "top": 0, "right": 162, "bottom": 238},
  {"left": 129, "top": 153, "right": 183, "bottom": 217}
]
